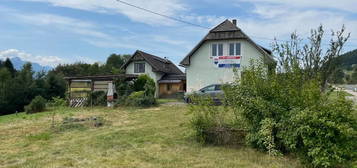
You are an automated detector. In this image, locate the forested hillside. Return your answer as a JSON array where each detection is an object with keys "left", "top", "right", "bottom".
[{"left": 331, "top": 49, "right": 357, "bottom": 84}]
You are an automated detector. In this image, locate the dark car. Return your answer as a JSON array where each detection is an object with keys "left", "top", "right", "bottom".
[{"left": 184, "top": 84, "right": 224, "bottom": 104}]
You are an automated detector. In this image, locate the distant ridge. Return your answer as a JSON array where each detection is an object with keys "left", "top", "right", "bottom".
[{"left": 1, "top": 57, "right": 52, "bottom": 72}]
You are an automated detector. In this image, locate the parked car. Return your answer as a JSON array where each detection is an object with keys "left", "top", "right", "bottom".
[{"left": 184, "top": 84, "right": 224, "bottom": 104}]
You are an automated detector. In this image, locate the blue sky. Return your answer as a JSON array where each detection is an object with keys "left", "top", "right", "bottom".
[{"left": 0, "top": 0, "right": 356, "bottom": 67}]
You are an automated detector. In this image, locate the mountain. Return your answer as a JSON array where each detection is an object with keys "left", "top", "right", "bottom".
[
  {"left": 331, "top": 49, "right": 357, "bottom": 84},
  {"left": 337, "top": 49, "right": 357, "bottom": 69},
  {"left": 2, "top": 57, "right": 53, "bottom": 72}
]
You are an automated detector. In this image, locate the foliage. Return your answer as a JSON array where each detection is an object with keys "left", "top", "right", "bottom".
[
  {"left": 272, "top": 25, "right": 350, "bottom": 90},
  {"left": 188, "top": 94, "right": 244, "bottom": 145},
  {"left": 132, "top": 74, "right": 154, "bottom": 92},
  {"left": 336, "top": 49, "right": 357, "bottom": 69},
  {"left": 53, "top": 54, "right": 130, "bottom": 77},
  {"left": 87, "top": 91, "right": 107, "bottom": 106},
  {"left": 0, "top": 52, "right": 128, "bottom": 115},
  {"left": 25, "top": 96, "right": 47, "bottom": 114},
  {"left": 106, "top": 54, "right": 130, "bottom": 74},
  {"left": 124, "top": 91, "right": 156, "bottom": 107},
  {"left": 3, "top": 58, "right": 16, "bottom": 77},
  {"left": 225, "top": 61, "right": 357, "bottom": 167},
  {"left": 48, "top": 96, "right": 67, "bottom": 107},
  {"left": 120, "top": 74, "right": 156, "bottom": 107}
]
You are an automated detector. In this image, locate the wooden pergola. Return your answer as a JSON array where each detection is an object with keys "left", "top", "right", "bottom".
[{"left": 64, "top": 74, "right": 138, "bottom": 107}]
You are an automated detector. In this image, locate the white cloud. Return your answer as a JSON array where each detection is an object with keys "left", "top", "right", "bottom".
[
  {"left": 20, "top": 0, "right": 187, "bottom": 26},
  {"left": 231, "top": 0, "right": 357, "bottom": 50},
  {"left": 240, "top": 0, "right": 357, "bottom": 13},
  {"left": 13, "top": 13, "right": 112, "bottom": 39},
  {"left": 0, "top": 49, "right": 63, "bottom": 67}
]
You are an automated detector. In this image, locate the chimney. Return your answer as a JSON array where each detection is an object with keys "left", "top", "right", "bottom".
[{"left": 232, "top": 19, "right": 237, "bottom": 26}]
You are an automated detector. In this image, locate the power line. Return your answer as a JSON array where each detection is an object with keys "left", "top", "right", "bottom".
[
  {"left": 115, "top": 0, "right": 210, "bottom": 29},
  {"left": 114, "top": 0, "right": 356, "bottom": 48}
]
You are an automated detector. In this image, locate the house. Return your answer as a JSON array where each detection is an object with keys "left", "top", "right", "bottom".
[
  {"left": 180, "top": 19, "right": 275, "bottom": 92},
  {"left": 122, "top": 50, "right": 186, "bottom": 98}
]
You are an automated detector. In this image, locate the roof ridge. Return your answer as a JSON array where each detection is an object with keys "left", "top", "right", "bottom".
[{"left": 210, "top": 19, "right": 240, "bottom": 32}]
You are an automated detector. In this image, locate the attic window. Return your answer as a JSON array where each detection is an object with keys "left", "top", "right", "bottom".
[
  {"left": 229, "top": 43, "right": 241, "bottom": 56},
  {"left": 134, "top": 63, "right": 145, "bottom": 73},
  {"left": 211, "top": 43, "right": 223, "bottom": 56}
]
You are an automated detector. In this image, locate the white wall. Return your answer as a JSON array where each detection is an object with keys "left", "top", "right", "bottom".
[
  {"left": 125, "top": 61, "right": 164, "bottom": 97},
  {"left": 186, "top": 39, "right": 264, "bottom": 92}
]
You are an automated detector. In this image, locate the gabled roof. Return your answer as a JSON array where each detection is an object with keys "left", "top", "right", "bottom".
[
  {"left": 180, "top": 19, "right": 274, "bottom": 67},
  {"left": 122, "top": 50, "right": 183, "bottom": 75}
]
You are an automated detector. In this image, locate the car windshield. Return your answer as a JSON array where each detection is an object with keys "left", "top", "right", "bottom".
[
  {"left": 215, "top": 85, "right": 221, "bottom": 90},
  {"left": 201, "top": 85, "right": 215, "bottom": 92}
]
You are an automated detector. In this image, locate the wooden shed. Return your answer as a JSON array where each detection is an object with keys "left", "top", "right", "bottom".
[{"left": 64, "top": 74, "right": 137, "bottom": 107}]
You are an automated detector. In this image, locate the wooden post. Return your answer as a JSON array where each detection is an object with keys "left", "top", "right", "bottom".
[
  {"left": 91, "top": 79, "right": 94, "bottom": 108},
  {"left": 68, "top": 80, "right": 72, "bottom": 107}
]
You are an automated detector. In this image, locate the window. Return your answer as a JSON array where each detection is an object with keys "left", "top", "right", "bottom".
[
  {"left": 211, "top": 43, "right": 224, "bottom": 56},
  {"left": 134, "top": 63, "right": 145, "bottom": 73},
  {"left": 166, "top": 84, "right": 172, "bottom": 91},
  {"left": 215, "top": 85, "right": 222, "bottom": 91},
  {"left": 229, "top": 43, "right": 241, "bottom": 56},
  {"left": 229, "top": 43, "right": 235, "bottom": 56},
  {"left": 212, "top": 44, "right": 217, "bottom": 56},
  {"left": 200, "top": 85, "right": 216, "bottom": 92},
  {"left": 235, "top": 43, "right": 241, "bottom": 55},
  {"left": 218, "top": 44, "right": 223, "bottom": 56}
]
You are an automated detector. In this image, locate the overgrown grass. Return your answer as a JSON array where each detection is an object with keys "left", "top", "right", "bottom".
[
  {"left": 157, "top": 98, "right": 183, "bottom": 104},
  {"left": 0, "top": 105, "right": 302, "bottom": 167}
]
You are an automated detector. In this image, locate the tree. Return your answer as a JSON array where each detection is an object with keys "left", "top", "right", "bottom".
[
  {"left": 45, "top": 71, "right": 66, "bottom": 99},
  {"left": 272, "top": 25, "right": 350, "bottom": 91},
  {"left": 0, "top": 68, "right": 14, "bottom": 115},
  {"left": 105, "top": 54, "right": 131, "bottom": 74},
  {"left": 349, "top": 68, "right": 357, "bottom": 84},
  {"left": 106, "top": 54, "right": 125, "bottom": 69},
  {"left": 330, "top": 68, "right": 345, "bottom": 84},
  {"left": 3, "top": 58, "right": 16, "bottom": 77}
]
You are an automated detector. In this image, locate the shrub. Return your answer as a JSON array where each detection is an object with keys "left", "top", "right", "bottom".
[
  {"left": 87, "top": 91, "right": 107, "bottom": 106},
  {"left": 25, "top": 96, "right": 46, "bottom": 114},
  {"left": 119, "top": 74, "right": 157, "bottom": 107},
  {"left": 225, "top": 61, "right": 357, "bottom": 167},
  {"left": 48, "top": 96, "right": 67, "bottom": 107},
  {"left": 124, "top": 91, "right": 156, "bottom": 107},
  {"left": 133, "top": 74, "right": 154, "bottom": 92},
  {"left": 188, "top": 95, "right": 244, "bottom": 145}
]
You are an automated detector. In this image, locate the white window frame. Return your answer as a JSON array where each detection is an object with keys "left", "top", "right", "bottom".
[
  {"left": 211, "top": 43, "right": 224, "bottom": 57},
  {"left": 134, "top": 62, "right": 145, "bottom": 73},
  {"left": 228, "top": 42, "right": 242, "bottom": 56}
]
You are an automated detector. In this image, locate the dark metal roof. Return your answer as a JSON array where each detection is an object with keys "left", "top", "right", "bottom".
[
  {"left": 64, "top": 74, "right": 138, "bottom": 81},
  {"left": 160, "top": 74, "right": 186, "bottom": 80},
  {"left": 180, "top": 19, "right": 275, "bottom": 66},
  {"left": 159, "top": 74, "right": 186, "bottom": 83},
  {"left": 122, "top": 50, "right": 183, "bottom": 75}
]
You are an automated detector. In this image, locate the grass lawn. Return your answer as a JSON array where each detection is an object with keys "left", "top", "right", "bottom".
[{"left": 0, "top": 105, "right": 302, "bottom": 168}]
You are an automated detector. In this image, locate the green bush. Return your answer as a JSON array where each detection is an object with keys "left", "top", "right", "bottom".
[
  {"left": 25, "top": 96, "right": 46, "bottom": 114},
  {"left": 188, "top": 95, "right": 243, "bottom": 145},
  {"left": 48, "top": 96, "right": 67, "bottom": 107},
  {"left": 133, "top": 74, "right": 154, "bottom": 92},
  {"left": 119, "top": 74, "right": 156, "bottom": 107},
  {"left": 224, "top": 62, "right": 357, "bottom": 167},
  {"left": 124, "top": 91, "right": 156, "bottom": 107},
  {"left": 87, "top": 91, "right": 107, "bottom": 106}
]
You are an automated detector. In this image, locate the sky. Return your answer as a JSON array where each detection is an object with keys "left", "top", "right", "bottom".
[{"left": 0, "top": 0, "right": 357, "bottom": 67}]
